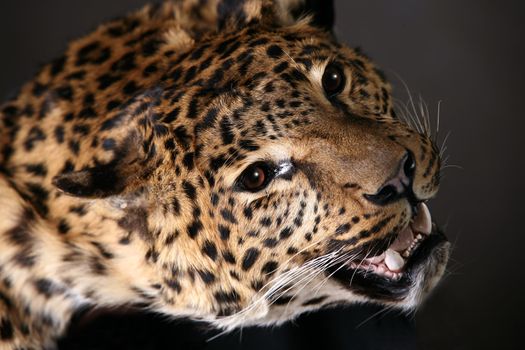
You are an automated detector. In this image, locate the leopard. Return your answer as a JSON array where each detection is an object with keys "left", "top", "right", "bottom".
[{"left": 0, "top": 0, "right": 450, "bottom": 348}]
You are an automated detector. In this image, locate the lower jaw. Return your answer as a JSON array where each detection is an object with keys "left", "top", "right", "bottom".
[{"left": 329, "top": 227, "right": 448, "bottom": 302}]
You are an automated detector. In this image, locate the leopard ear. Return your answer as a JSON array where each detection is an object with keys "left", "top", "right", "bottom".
[
  {"left": 52, "top": 90, "right": 162, "bottom": 198},
  {"left": 214, "top": 0, "right": 334, "bottom": 30},
  {"left": 215, "top": 0, "right": 274, "bottom": 29}
]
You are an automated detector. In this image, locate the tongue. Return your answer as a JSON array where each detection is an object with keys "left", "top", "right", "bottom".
[
  {"left": 388, "top": 203, "right": 432, "bottom": 252},
  {"left": 389, "top": 225, "right": 414, "bottom": 252}
]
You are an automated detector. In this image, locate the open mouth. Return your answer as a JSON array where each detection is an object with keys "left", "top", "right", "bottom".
[{"left": 328, "top": 203, "right": 448, "bottom": 301}]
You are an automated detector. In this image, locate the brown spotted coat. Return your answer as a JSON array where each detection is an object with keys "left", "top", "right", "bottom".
[{"left": 0, "top": 1, "right": 446, "bottom": 348}]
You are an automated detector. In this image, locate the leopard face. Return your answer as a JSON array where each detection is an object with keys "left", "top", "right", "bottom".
[
  {"left": 0, "top": 0, "right": 449, "bottom": 346},
  {"left": 154, "top": 29, "right": 449, "bottom": 328}
]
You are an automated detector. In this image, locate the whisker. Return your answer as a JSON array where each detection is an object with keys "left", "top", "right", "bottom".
[
  {"left": 436, "top": 100, "right": 442, "bottom": 142},
  {"left": 439, "top": 131, "right": 452, "bottom": 158},
  {"left": 395, "top": 74, "right": 425, "bottom": 135},
  {"left": 311, "top": 251, "right": 362, "bottom": 295},
  {"left": 355, "top": 305, "right": 396, "bottom": 329}
]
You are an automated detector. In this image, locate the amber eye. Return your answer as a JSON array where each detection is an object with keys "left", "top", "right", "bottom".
[
  {"left": 322, "top": 63, "right": 346, "bottom": 97},
  {"left": 238, "top": 162, "right": 274, "bottom": 192}
]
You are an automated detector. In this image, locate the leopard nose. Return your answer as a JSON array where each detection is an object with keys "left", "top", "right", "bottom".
[{"left": 364, "top": 152, "right": 416, "bottom": 206}]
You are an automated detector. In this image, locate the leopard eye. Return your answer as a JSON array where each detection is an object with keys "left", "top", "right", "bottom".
[
  {"left": 237, "top": 162, "right": 274, "bottom": 192},
  {"left": 322, "top": 63, "right": 346, "bottom": 97}
]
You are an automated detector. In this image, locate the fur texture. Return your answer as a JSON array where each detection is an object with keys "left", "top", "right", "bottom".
[{"left": 0, "top": 1, "right": 449, "bottom": 348}]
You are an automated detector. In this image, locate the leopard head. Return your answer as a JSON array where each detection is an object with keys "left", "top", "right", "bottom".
[{"left": 51, "top": 0, "right": 449, "bottom": 328}]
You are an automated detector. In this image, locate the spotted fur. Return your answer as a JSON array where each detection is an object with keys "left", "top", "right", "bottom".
[{"left": 0, "top": 1, "right": 449, "bottom": 348}]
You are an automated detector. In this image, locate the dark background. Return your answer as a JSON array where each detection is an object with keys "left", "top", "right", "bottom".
[{"left": 1, "top": 1, "right": 523, "bottom": 349}]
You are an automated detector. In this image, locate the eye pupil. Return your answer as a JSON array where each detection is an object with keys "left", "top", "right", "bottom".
[
  {"left": 246, "top": 168, "right": 265, "bottom": 188},
  {"left": 240, "top": 163, "right": 272, "bottom": 191},
  {"left": 322, "top": 63, "right": 345, "bottom": 96}
]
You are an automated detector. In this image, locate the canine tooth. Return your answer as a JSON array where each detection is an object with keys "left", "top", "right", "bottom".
[
  {"left": 385, "top": 249, "right": 405, "bottom": 271},
  {"left": 412, "top": 203, "right": 432, "bottom": 234}
]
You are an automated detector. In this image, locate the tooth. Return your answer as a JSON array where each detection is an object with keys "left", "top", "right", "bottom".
[
  {"left": 412, "top": 203, "right": 432, "bottom": 235},
  {"left": 384, "top": 249, "right": 405, "bottom": 271}
]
